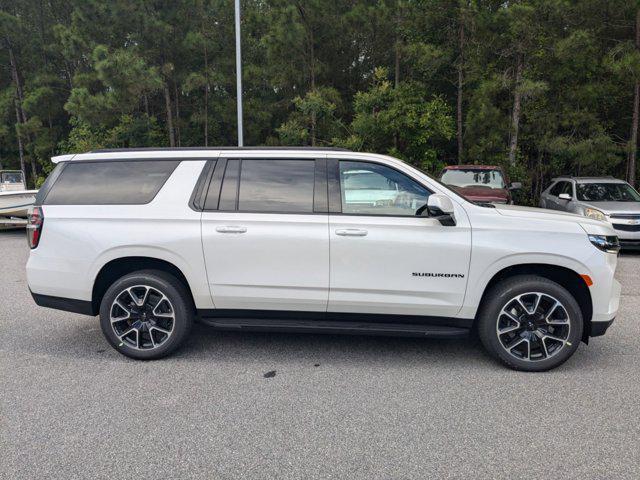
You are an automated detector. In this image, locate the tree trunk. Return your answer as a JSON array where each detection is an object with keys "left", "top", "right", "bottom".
[
  {"left": 296, "top": 2, "right": 316, "bottom": 146},
  {"left": 38, "top": 0, "right": 48, "bottom": 67},
  {"left": 508, "top": 54, "right": 524, "bottom": 167},
  {"left": 7, "top": 41, "right": 28, "bottom": 125},
  {"left": 14, "top": 101, "right": 27, "bottom": 187},
  {"left": 629, "top": 82, "right": 639, "bottom": 187},
  {"left": 309, "top": 27, "right": 316, "bottom": 146},
  {"left": 163, "top": 84, "right": 176, "bottom": 147},
  {"left": 394, "top": 3, "right": 402, "bottom": 88},
  {"left": 627, "top": 8, "right": 640, "bottom": 187},
  {"left": 456, "top": 16, "right": 465, "bottom": 164},
  {"left": 394, "top": 42, "right": 401, "bottom": 89},
  {"left": 64, "top": 61, "right": 74, "bottom": 90},
  {"left": 7, "top": 38, "right": 36, "bottom": 186},
  {"left": 204, "top": 41, "right": 209, "bottom": 147},
  {"left": 174, "top": 82, "right": 181, "bottom": 147}
]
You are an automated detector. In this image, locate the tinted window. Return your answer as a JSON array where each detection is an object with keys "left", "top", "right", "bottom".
[
  {"left": 339, "top": 161, "right": 431, "bottom": 216},
  {"left": 576, "top": 182, "right": 640, "bottom": 202},
  {"left": 237, "top": 159, "right": 315, "bottom": 213},
  {"left": 35, "top": 163, "right": 65, "bottom": 205},
  {"left": 218, "top": 160, "right": 240, "bottom": 210},
  {"left": 44, "top": 160, "right": 179, "bottom": 205},
  {"left": 549, "top": 181, "right": 566, "bottom": 196}
]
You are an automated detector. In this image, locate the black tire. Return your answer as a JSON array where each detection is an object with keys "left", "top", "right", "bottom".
[
  {"left": 477, "top": 275, "right": 583, "bottom": 372},
  {"left": 99, "top": 270, "right": 194, "bottom": 360}
]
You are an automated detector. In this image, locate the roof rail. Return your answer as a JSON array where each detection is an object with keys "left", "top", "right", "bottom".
[
  {"left": 552, "top": 175, "right": 617, "bottom": 180},
  {"left": 88, "top": 146, "right": 352, "bottom": 153}
]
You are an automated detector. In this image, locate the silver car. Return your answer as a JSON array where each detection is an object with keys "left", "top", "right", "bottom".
[{"left": 540, "top": 176, "right": 640, "bottom": 248}]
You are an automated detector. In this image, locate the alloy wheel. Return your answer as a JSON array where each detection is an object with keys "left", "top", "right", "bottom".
[
  {"left": 110, "top": 285, "right": 175, "bottom": 350},
  {"left": 496, "top": 292, "right": 571, "bottom": 362}
]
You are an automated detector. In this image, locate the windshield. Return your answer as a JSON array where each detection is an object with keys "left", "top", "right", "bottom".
[
  {"left": 441, "top": 169, "right": 505, "bottom": 189},
  {"left": 576, "top": 182, "right": 640, "bottom": 202},
  {"left": 1, "top": 172, "right": 23, "bottom": 184}
]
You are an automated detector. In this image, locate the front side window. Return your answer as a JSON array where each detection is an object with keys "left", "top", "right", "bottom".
[
  {"left": 561, "top": 182, "right": 573, "bottom": 197},
  {"left": 441, "top": 168, "right": 505, "bottom": 189},
  {"left": 339, "top": 161, "right": 431, "bottom": 216},
  {"left": 44, "top": 160, "right": 179, "bottom": 205},
  {"left": 237, "top": 159, "right": 315, "bottom": 213},
  {"left": 549, "top": 181, "right": 566, "bottom": 196},
  {"left": 576, "top": 182, "right": 640, "bottom": 202}
]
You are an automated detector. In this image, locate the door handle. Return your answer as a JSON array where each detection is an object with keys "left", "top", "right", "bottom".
[
  {"left": 216, "top": 226, "right": 247, "bottom": 234},
  {"left": 335, "top": 228, "right": 368, "bottom": 237}
]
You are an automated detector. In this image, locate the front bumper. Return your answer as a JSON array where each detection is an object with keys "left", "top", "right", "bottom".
[
  {"left": 610, "top": 221, "right": 640, "bottom": 248},
  {"left": 619, "top": 239, "right": 640, "bottom": 249},
  {"left": 591, "top": 278, "right": 620, "bottom": 326}
]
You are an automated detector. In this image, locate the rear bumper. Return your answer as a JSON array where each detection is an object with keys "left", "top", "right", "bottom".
[
  {"left": 30, "top": 290, "right": 96, "bottom": 316},
  {"left": 590, "top": 318, "right": 614, "bottom": 337}
]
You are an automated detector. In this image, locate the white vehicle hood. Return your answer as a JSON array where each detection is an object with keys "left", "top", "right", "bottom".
[{"left": 493, "top": 204, "right": 616, "bottom": 236}]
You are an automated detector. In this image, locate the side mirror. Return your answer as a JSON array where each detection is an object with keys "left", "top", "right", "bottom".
[
  {"left": 426, "top": 194, "right": 456, "bottom": 226},
  {"left": 558, "top": 193, "right": 572, "bottom": 201},
  {"left": 509, "top": 182, "right": 522, "bottom": 190},
  {"left": 428, "top": 194, "right": 455, "bottom": 215}
]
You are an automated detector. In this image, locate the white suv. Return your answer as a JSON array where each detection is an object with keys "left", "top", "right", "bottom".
[{"left": 26, "top": 148, "right": 621, "bottom": 371}]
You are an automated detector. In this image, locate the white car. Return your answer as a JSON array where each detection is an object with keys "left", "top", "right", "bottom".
[{"left": 26, "top": 148, "right": 621, "bottom": 371}]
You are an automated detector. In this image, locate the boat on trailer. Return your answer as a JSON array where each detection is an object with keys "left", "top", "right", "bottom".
[{"left": 0, "top": 170, "right": 37, "bottom": 224}]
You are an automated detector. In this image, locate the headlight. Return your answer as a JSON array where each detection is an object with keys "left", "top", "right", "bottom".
[
  {"left": 588, "top": 234, "right": 620, "bottom": 254},
  {"left": 584, "top": 208, "right": 606, "bottom": 221}
]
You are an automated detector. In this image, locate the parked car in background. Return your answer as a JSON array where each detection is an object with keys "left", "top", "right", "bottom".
[
  {"left": 539, "top": 176, "right": 640, "bottom": 248},
  {"left": 26, "top": 147, "right": 620, "bottom": 372},
  {"left": 439, "top": 165, "right": 521, "bottom": 204}
]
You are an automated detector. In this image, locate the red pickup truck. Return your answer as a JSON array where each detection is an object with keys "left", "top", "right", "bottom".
[{"left": 439, "top": 165, "right": 521, "bottom": 204}]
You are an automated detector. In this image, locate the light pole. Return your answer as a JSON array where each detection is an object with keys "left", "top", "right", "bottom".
[{"left": 234, "top": 0, "right": 244, "bottom": 146}]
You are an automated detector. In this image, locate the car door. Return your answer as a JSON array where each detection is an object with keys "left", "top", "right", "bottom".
[
  {"left": 327, "top": 158, "right": 471, "bottom": 318},
  {"left": 540, "top": 183, "right": 555, "bottom": 208},
  {"left": 545, "top": 181, "right": 566, "bottom": 210},
  {"left": 200, "top": 155, "right": 329, "bottom": 312},
  {"left": 556, "top": 181, "right": 574, "bottom": 212}
]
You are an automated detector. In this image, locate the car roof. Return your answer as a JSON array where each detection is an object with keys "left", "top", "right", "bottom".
[
  {"left": 552, "top": 176, "right": 626, "bottom": 184},
  {"left": 442, "top": 164, "right": 501, "bottom": 170},
  {"left": 51, "top": 147, "right": 351, "bottom": 163}
]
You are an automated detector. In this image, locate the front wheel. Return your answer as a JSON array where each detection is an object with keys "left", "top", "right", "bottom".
[
  {"left": 99, "top": 270, "right": 193, "bottom": 360},
  {"left": 477, "top": 275, "right": 583, "bottom": 372}
]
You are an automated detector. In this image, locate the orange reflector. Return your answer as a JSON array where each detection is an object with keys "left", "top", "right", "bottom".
[{"left": 580, "top": 274, "right": 593, "bottom": 287}]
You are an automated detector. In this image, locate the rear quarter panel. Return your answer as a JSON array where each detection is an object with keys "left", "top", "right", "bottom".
[{"left": 26, "top": 160, "right": 214, "bottom": 309}]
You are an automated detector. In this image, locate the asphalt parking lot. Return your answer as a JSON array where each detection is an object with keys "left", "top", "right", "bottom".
[{"left": 1, "top": 229, "right": 639, "bottom": 479}]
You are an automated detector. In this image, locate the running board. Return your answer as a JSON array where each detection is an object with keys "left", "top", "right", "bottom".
[{"left": 199, "top": 317, "right": 469, "bottom": 338}]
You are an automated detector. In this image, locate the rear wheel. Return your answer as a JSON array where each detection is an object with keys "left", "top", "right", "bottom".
[
  {"left": 99, "top": 270, "right": 193, "bottom": 360},
  {"left": 477, "top": 275, "right": 583, "bottom": 371}
]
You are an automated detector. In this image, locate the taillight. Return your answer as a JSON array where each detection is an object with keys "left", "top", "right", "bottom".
[{"left": 27, "top": 206, "right": 44, "bottom": 249}]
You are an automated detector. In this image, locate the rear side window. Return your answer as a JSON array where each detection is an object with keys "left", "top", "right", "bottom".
[
  {"left": 44, "top": 160, "right": 179, "bottom": 205},
  {"left": 237, "top": 159, "right": 315, "bottom": 213}
]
